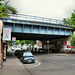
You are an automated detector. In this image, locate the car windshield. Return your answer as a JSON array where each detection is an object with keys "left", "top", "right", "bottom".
[{"left": 23, "top": 52, "right": 33, "bottom": 56}]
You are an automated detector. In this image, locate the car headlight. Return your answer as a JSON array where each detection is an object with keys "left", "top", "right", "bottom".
[{"left": 32, "top": 58, "right": 35, "bottom": 60}]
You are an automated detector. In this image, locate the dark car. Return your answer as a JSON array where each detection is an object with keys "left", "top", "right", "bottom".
[
  {"left": 15, "top": 50, "right": 21, "bottom": 56},
  {"left": 18, "top": 50, "right": 26, "bottom": 58},
  {"left": 20, "top": 52, "right": 35, "bottom": 63}
]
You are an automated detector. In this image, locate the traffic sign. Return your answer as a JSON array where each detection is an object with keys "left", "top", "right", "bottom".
[
  {"left": 12, "top": 37, "right": 16, "bottom": 41},
  {"left": 3, "top": 28, "right": 11, "bottom": 41}
]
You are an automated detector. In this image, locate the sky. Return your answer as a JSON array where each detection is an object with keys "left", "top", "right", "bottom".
[{"left": 9, "top": 0, "right": 75, "bottom": 20}]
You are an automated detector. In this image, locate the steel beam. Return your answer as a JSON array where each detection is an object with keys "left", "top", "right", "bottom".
[{"left": 13, "top": 23, "right": 15, "bottom": 32}]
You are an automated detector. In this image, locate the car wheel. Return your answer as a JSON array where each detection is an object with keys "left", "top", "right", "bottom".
[
  {"left": 21, "top": 58, "right": 24, "bottom": 63},
  {"left": 22, "top": 59, "right": 24, "bottom": 64},
  {"left": 20, "top": 58, "right": 22, "bottom": 61}
]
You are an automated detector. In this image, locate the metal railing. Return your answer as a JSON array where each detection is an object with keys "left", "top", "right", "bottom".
[
  {"left": 1, "top": 14, "right": 73, "bottom": 28},
  {"left": 5, "top": 14, "right": 64, "bottom": 24}
]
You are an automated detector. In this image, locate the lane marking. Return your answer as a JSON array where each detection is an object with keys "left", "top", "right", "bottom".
[
  {"left": 30, "top": 60, "right": 41, "bottom": 68},
  {"left": 25, "top": 60, "right": 41, "bottom": 68}
]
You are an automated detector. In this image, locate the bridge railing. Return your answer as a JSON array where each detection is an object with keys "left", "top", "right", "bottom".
[
  {"left": 6, "top": 14, "right": 64, "bottom": 24},
  {"left": 2, "top": 14, "right": 72, "bottom": 27}
]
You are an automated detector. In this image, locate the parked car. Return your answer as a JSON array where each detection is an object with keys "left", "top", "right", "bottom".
[
  {"left": 15, "top": 50, "right": 21, "bottom": 56},
  {"left": 11, "top": 45, "right": 21, "bottom": 51},
  {"left": 21, "top": 45, "right": 28, "bottom": 50},
  {"left": 20, "top": 51, "right": 35, "bottom": 63},
  {"left": 11, "top": 46, "right": 16, "bottom": 51},
  {"left": 15, "top": 47, "right": 21, "bottom": 51}
]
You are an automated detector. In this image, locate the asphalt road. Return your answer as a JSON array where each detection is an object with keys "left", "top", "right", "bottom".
[{"left": 24, "top": 53, "right": 75, "bottom": 75}]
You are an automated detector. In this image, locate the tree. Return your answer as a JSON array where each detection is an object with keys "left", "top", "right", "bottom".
[
  {"left": 63, "top": 9, "right": 75, "bottom": 46},
  {"left": 30, "top": 40, "right": 36, "bottom": 46},
  {"left": 0, "top": 0, "right": 18, "bottom": 18},
  {"left": 70, "top": 10, "right": 75, "bottom": 25},
  {"left": 8, "top": 40, "right": 13, "bottom": 46},
  {"left": 63, "top": 18, "right": 71, "bottom": 25},
  {"left": 70, "top": 32, "right": 75, "bottom": 46},
  {"left": 25, "top": 40, "right": 30, "bottom": 45},
  {"left": 15, "top": 40, "right": 20, "bottom": 45},
  {"left": 63, "top": 10, "right": 75, "bottom": 27},
  {"left": 20, "top": 40, "right": 25, "bottom": 45}
]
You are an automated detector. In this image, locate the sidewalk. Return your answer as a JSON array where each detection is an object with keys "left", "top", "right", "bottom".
[{"left": 0, "top": 50, "right": 30, "bottom": 75}]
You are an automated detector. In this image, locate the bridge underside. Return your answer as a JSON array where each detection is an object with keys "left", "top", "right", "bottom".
[{"left": 11, "top": 32, "right": 69, "bottom": 40}]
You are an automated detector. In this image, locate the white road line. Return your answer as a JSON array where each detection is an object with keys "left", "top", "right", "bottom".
[
  {"left": 30, "top": 60, "right": 41, "bottom": 68},
  {"left": 25, "top": 60, "right": 41, "bottom": 68}
]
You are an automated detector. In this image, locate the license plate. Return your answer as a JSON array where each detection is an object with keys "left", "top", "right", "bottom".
[{"left": 28, "top": 60, "right": 32, "bottom": 62}]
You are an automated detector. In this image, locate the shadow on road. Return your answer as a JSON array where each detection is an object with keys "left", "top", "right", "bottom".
[{"left": 6, "top": 50, "right": 16, "bottom": 59}]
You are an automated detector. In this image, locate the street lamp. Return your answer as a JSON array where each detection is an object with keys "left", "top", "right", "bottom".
[{"left": 47, "top": 40, "right": 49, "bottom": 54}]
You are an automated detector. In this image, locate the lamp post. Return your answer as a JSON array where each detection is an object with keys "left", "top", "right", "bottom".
[{"left": 47, "top": 41, "right": 49, "bottom": 54}]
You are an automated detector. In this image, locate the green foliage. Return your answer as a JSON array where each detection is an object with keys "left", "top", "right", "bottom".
[
  {"left": 8, "top": 40, "right": 12, "bottom": 46},
  {"left": 70, "top": 10, "right": 75, "bottom": 25},
  {"left": 63, "top": 18, "right": 71, "bottom": 25},
  {"left": 16, "top": 40, "right": 36, "bottom": 46},
  {"left": 70, "top": 32, "right": 75, "bottom": 46},
  {"left": 25, "top": 40, "right": 30, "bottom": 45},
  {"left": 0, "top": 0, "right": 18, "bottom": 18},
  {"left": 20, "top": 40, "right": 25, "bottom": 45},
  {"left": 72, "top": 25, "right": 75, "bottom": 28},
  {"left": 69, "top": 10, "right": 75, "bottom": 46},
  {"left": 15, "top": 40, "right": 20, "bottom": 45},
  {"left": 63, "top": 10, "right": 75, "bottom": 27},
  {"left": 0, "top": 0, "right": 4, "bottom": 1},
  {"left": 8, "top": 40, "right": 36, "bottom": 46},
  {"left": 30, "top": 40, "right": 36, "bottom": 46}
]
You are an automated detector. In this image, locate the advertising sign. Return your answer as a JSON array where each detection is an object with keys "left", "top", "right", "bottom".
[
  {"left": 64, "top": 41, "right": 67, "bottom": 50},
  {"left": 64, "top": 41, "right": 67, "bottom": 46},
  {"left": 3, "top": 28, "right": 11, "bottom": 41},
  {"left": 12, "top": 37, "right": 16, "bottom": 41},
  {"left": 64, "top": 41, "right": 71, "bottom": 50},
  {"left": 67, "top": 41, "right": 71, "bottom": 50}
]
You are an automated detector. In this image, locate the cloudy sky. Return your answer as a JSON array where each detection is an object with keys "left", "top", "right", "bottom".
[{"left": 9, "top": 0, "right": 75, "bottom": 20}]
